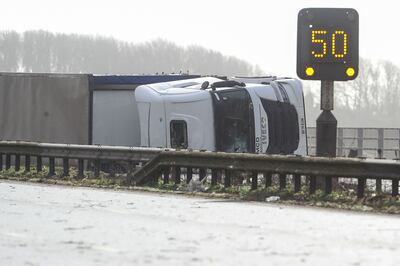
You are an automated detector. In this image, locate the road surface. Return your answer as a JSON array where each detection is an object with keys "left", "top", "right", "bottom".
[{"left": 1, "top": 180, "right": 399, "bottom": 265}]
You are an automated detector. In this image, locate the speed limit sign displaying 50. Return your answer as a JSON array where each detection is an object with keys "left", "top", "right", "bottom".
[{"left": 297, "top": 8, "right": 359, "bottom": 81}]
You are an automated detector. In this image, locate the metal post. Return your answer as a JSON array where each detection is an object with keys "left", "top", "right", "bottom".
[
  {"left": 392, "top": 179, "right": 399, "bottom": 197},
  {"left": 378, "top": 128, "right": 384, "bottom": 158},
  {"left": 25, "top": 155, "right": 30, "bottom": 172},
  {"left": 78, "top": 159, "right": 84, "bottom": 178},
  {"left": 264, "top": 172, "right": 272, "bottom": 188},
  {"left": 337, "top": 128, "right": 344, "bottom": 157},
  {"left": 15, "top": 155, "right": 20, "bottom": 171},
  {"left": 357, "top": 177, "right": 365, "bottom": 198},
  {"left": 279, "top": 173, "right": 286, "bottom": 190},
  {"left": 199, "top": 168, "right": 206, "bottom": 181},
  {"left": 294, "top": 174, "right": 301, "bottom": 192},
  {"left": 63, "top": 158, "right": 69, "bottom": 176},
  {"left": 251, "top": 171, "right": 258, "bottom": 190},
  {"left": 49, "top": 157, "right": 55, "bottom": 176},
  {"left": 325, "top": 176, "right": 332, "bottom": 194},
  {"left": 187, "top": 167, "right": 193, "bottom": 183},
  {"left": 36, "top": 156, "right": 42, "bottom": 172},
  {"left": 94, "top": 159, "right": 100, "bottom": 178},
  {"left": 174, "top": 166, "right": 181, "bottom": 184},
  {"left": 316, "top": 81, "right": 337, "bottom": 190},
  {"left": 224, "top": 170, "right": 231, "bottom": 188},
  {"left": 211, "top": 169, "right": 218, "bottom": 186},
  {"left": 5, "top": 154, "right": 11, "bottom": 170},
  {"left": 310, "top": 175, "right": 316, "bottom": 194},
  {"left": 163, "top": 167, "right": 170, "bottom": 184},
  {"left": 357, "top": 128, "right": 363, "bottom": 157},
  {"left": 0, "top": 153, "right": 3, "bottom": 171}
]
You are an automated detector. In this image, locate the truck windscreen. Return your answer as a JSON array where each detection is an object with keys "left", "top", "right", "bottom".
[{"left": 211, "top": 89, "right": 255, "bottom": 153}]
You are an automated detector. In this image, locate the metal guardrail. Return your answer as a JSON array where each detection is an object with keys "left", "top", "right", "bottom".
[{"left": 1, "top": 141, "right": 399, "bottom": 198}]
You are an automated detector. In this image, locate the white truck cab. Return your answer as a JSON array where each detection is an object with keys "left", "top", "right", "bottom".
[{"left": 135, "top": 76, "right": 307, "bottom": 156}]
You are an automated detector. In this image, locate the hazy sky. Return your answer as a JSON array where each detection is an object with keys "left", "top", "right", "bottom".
[{"left": 1, "top": 0, "right": 399, "bottom": 77}]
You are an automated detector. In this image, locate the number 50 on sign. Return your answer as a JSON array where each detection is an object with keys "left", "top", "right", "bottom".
[{"left": 297, "top": 8, "right": 359, "bottom": 81}]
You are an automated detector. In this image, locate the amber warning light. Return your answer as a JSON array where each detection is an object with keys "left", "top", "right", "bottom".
[{"left": 297, "top": 8, "right": 359, "bottom": 81}]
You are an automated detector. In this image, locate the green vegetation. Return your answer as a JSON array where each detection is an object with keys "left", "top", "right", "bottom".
[{"left": 1, "top": 169, "right": 399, "bottom": 214}]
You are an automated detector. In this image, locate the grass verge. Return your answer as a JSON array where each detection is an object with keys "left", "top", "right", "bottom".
[{"left": 1, "top": 168, "right": 399, "bottom": 214}]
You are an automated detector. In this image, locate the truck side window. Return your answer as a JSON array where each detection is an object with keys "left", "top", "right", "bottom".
[{"left": 170, "top": 120, "right": 188, "bottom": 149}]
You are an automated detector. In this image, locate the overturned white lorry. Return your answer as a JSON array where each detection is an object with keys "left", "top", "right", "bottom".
[{"left": 0, "top": 73, "right": 307, "bottom": 156}]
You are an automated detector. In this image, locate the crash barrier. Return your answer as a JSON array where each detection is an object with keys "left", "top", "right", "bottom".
[{"left": 0, "top": 141, "right": 399, "bottom": 198}]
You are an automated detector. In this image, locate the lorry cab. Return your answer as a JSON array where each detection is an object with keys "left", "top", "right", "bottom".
[{"left": 135, "top": 76, "right": 307, "bottom": 156}]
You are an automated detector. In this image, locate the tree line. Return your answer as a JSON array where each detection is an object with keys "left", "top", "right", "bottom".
[
  {"left": 0, "top": 30, "right": 262, "bottom": 76},
  {"left": 304, "top": 58, "right": 400, "bottom": 127}
]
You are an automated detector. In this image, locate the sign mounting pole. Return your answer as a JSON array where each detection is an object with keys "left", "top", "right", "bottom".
[{"left": 297, "top": 8, "right": 359, "bottom": 191}]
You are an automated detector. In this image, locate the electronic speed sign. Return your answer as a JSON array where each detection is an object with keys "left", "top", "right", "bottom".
[{"left": 297, "top": 8, "right": 359, "bottom": 81}]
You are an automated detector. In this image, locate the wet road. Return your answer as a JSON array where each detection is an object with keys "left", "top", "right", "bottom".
[{"left": 1, "top": 180, "right": 399, "bottom": 266}]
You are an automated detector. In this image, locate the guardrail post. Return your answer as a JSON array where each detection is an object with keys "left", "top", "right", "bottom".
[
  {"left": 63, "top": 158, "right": 69, "bottom": 176},
  {"left": 199, "top": 168, "right": 206, "bottom": 181},
  {"left": 357, "top": 177, "right": 366, "bottom": 198},
  {"left": 5, "top": 154, "right": 11, "bottom": 170},
  {"left": 294, "top": 174, "right": 301, "bottom": 193},
  {"left": 49, "top": 157, "right": 55, "bottom": 176},
  {"left": 251, "top": 171, "right": 258, "bottom": 190},
  {"left": 357, "top": 128, "right": 363, "bottom": 157},
  {"left": 187, "top": 167, "right": 193, "bottom": 183},
  {"left": 0, "top": 153, "right": 3, "bottom": 171},
  {"left": 337, "top": 128, "right": 344, "bottom": 157},
  {"left": 310, "top": 176, "right": 316, "bottom": 194},
  {"left": 36, "top": 156, "right": 42, "bottom": 172},
  {"left": 94, "top": 159, "right": 100, "bottom": 178},
  {"left": 211, "top": 169, "right": 218, "bottom": 186},
  {"left": 163, "top": 167, "right": 170, "bottom": 184},
  {"left": 392, "top": 179, "right": 399, "bottom": 197},
  {"left": 264, "top": 172, "right": 272, "bottom": 188},
  {"left": 224, "top": 170, "right": 231, "bottom": 188},
  {"left": 25, "top": 155, "right": 30, "bottom": 172},
  {"left": 279, "top": 173, "right": 286, "bottom": 190},
  {"left": 78, "top": 159, "right": 84, "bottom": 178},
  {"left": 15, "top": 155, "right": 20, "bottom": 171},
  {"left": 174, "top": 166, "right": 181, "bottom": 184},
  {"left": 325, "top": 176, "right": 332, "bottom": 194}
]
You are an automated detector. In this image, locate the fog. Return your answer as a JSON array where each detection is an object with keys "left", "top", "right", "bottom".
[{"left": 0, "top": 28, "right": 399, "bottom": 127}]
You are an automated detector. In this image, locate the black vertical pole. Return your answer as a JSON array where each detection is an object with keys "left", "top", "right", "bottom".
[
  {"left": 15, "top": 155, "right": 20, "bottom": 172},
  {"left": 63, "top": 158, "right": 69, "bottom": 177},
  {"left": 310, "top": 175, "right": 316, "bottom": 194},
  {"left": 392, "top": 179, "right": 399, "bottom": 197},
  {"left": 0, "top": 153, "right": 3, "bottom": 171},
  {"left": 5, "top": 154, "right": 11, "bottom": 170},
  {"left": 264, "top": 172, "right": 272, "bottom": 188},
  {"left": 94, "top": 159, "right": 100, "bottom": 178},
  {"left": 224, "top": 170, "right": 231, "bottom": 188},
  {"left": 316, "top": 81, "right": 337, "bottom": 191},
  {"left": 251, "top": 171, "right": 258, "bottom": 190},
  {"left": 199, "top": 168, "right": 206, "bottom": 181},
  {"left": 357, "top": 177, "right": 366, "bottom": 198},
  {"left": 279, "top": 173, "right": 286, "bottom": 190},
  {"left": 49, "top": 157, "right": 55, "bottom": 176},
  {"left": 211, "top": 169, "right": 218, "bottom": 186},
  {"left": 294, "top": 174, "right": 301, "bottom": 192},
  {"left": 25, "top": 155, "right": 31, "bottom": 172},
  {"left": 174, "top": 166, "right": 181, "bottom": 184},
  {"left": 163, "top": 167, "right": 170, "bottom": 184},
  {"left": 78, "top": 159, "right": 84, "bottom": 178},
  {"left": 36, "top": 156, "right": 42, "bottom": 172},
  {"left": 186, "top": 167, "right": 193, "bottom": 183}
]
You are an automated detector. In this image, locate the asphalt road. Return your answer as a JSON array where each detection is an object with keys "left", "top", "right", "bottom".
[{"left": 1, "top": 180, "right": 399, "bottom": 266}]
